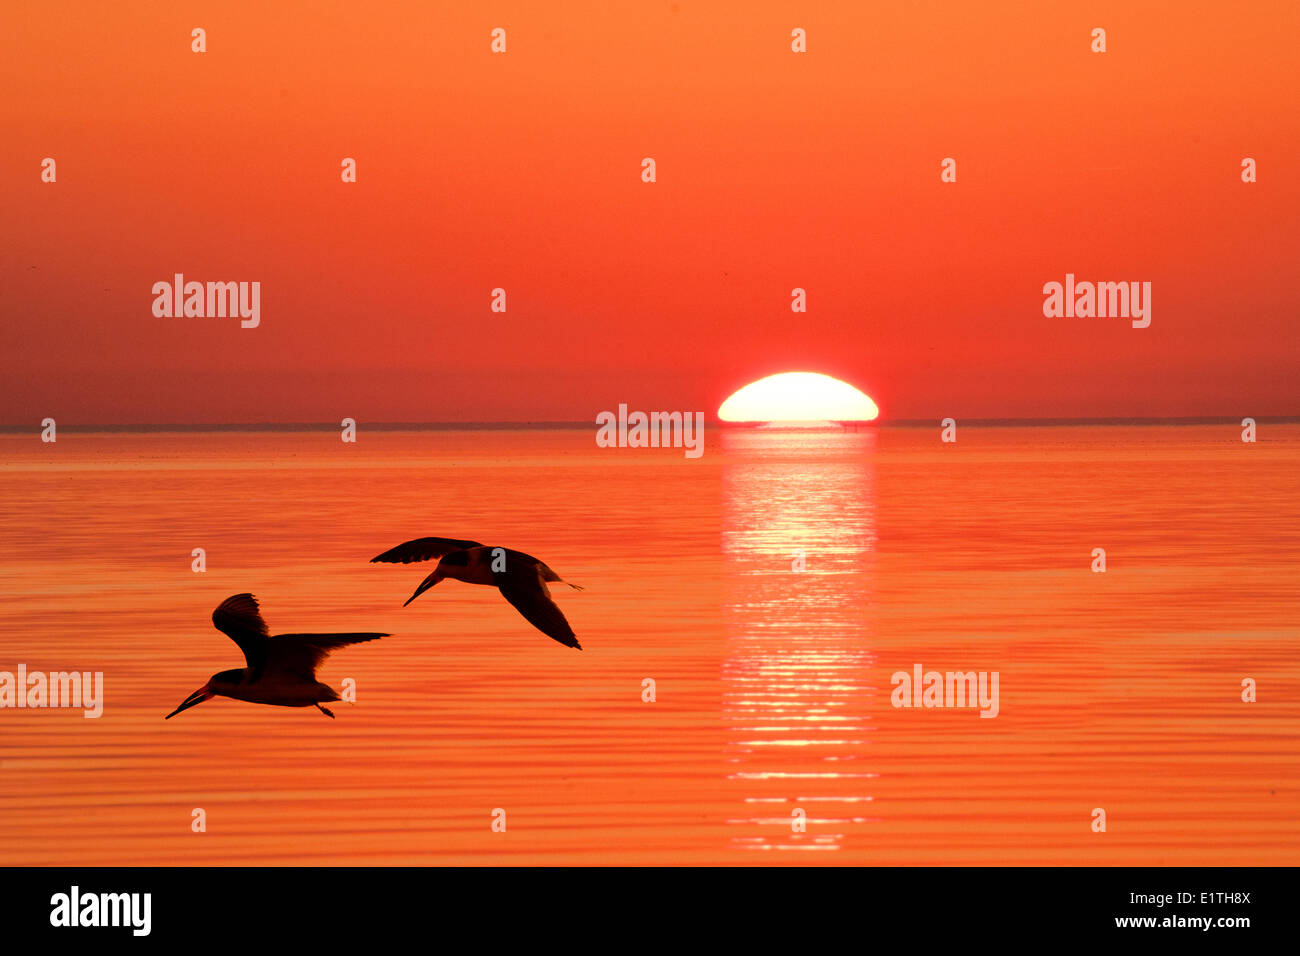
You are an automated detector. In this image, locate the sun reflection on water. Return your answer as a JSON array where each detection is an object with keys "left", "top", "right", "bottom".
[{"left": 721, "top": 427, "right": 879, "bottom": 852}]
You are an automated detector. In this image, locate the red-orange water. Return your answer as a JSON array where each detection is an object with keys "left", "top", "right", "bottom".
[{"left": 0, "top": 425, "right": 1296, "bottom": 864}]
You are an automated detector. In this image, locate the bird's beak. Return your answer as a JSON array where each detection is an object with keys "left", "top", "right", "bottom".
[
  {"left": 403, "top": 571, "right": 441, "bottom": 607},
  {"left": 165, "top": 686, "right": 213, "bottom": 720}
]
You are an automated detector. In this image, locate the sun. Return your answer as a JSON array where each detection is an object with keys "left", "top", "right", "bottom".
[{"left": 717, "top": 371, "right": 879, "bottom": 423}]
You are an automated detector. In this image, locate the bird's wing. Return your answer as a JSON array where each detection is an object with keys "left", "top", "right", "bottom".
[
  {"left": 266, "top": 633, "right": 387, "bottom": 681},
  {"left": 370, "top": 537, "right": 483, "bottom": 564},
  {"left": 494, "top": 566, "right": 581, "bottom": 649},
  {"left": 211, "top": 593, "right": 270, "bottom": 669}
]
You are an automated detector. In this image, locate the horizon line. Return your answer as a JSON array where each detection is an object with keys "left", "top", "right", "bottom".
[{"left": 3, "top": 415, "right": 1296, "bottom": 433}]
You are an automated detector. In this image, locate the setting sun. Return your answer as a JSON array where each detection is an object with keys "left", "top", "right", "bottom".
[{"left": 717, "top": 372, "right": 880, "bottom": 423}]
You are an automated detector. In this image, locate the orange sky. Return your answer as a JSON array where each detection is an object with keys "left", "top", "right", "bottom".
[{"left": 2, "top": 1, "right": 1297, "bottom": 423}]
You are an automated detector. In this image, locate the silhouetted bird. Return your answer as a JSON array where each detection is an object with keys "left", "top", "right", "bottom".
[
  {"left": 165, "top": 593, "right": 385, "bottom": 719},
  {"left": 370, "top": 537, "right": 584, "bottom": 649}
]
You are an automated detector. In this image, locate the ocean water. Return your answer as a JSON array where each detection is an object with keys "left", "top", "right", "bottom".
[{"left": 0, "top": 424, "right": 1296, "bottom": 865}]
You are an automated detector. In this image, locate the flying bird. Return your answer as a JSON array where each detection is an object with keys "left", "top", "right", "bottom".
[
  {"left": 165, "top": 593, "right": 386, "bottom": 719},
  {"left": 370, "top": 537, "right": 584, "bottom": 649}
]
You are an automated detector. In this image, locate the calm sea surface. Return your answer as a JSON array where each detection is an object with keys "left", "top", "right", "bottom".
[{"left": 0, "top": 425, "right": 1296, "bottom": 864}]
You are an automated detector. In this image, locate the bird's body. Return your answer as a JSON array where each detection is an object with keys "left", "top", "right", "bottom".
[
  {"left": 437, "top": 546, "right": 569, "bottom": 588},
  {"left": 370, "top": 537, "right": 584, "bottom": 649},
  {"left": 165, "top": 594, "right": 386, "bottom": 719},
  {"left": 203, "top": 667, "right": 337, "bottom": 709}
]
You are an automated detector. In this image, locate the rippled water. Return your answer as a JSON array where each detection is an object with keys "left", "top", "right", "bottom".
[{"left": 0, "top": 425, "right": 1296, "bottom": 864}]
